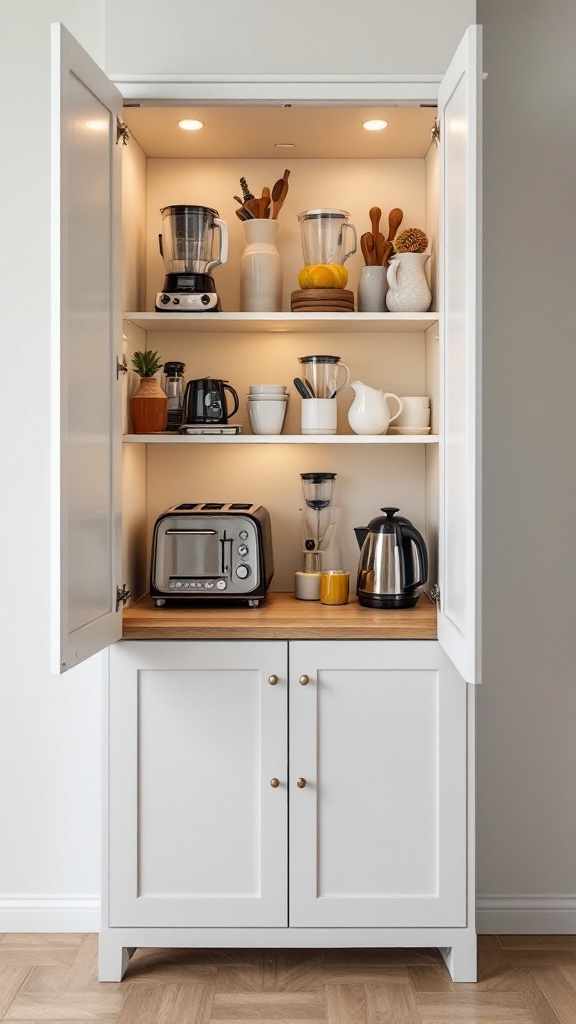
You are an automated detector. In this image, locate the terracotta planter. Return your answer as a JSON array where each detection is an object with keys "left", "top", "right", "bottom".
[{"left": 130, "top": 376, "right": 167, "bottom": 433}]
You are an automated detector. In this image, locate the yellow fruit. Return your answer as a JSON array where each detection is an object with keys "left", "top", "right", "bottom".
[{"left": 298, "top": 264, "right": 349, "bottom": 289}]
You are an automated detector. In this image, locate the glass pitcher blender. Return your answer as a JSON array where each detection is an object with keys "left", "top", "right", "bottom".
[
  {"left": 155, "top": 205, "right": 229, "bottom": 312},
  {"left": 297, "top": 209, "right": 357, "bottom": 266}
]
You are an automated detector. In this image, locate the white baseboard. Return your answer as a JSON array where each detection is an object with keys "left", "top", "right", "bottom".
[
  {"left": 477, "top": 895, "right": 576, "bottom": 934},
  {"left": 0, "top": 895, "right": 100, "bottom": 932},
  {"left": 1, "top": 893, "right": 574, "bottom": 936}
]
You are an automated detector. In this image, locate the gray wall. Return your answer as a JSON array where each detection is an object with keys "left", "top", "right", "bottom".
[{"left": 476, "top": 0, "right": 576, "bottom": 930}]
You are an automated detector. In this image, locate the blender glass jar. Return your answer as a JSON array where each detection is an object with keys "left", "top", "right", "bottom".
[
  {"left": 297, "top": 209, "right": 357, "bottom": 265},
  {"left": 159, "top": 205, "right": 228, "bottom": 274}
]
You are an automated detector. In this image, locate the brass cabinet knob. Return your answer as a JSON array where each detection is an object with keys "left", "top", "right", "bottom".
[
  {"left": 268, "top": 674, "right": 279, "bottom": 685},
  {"left": 299, "top": 674, "right": 310, "bottom": 686},
  {"left": 297, "top": 777, "right": 307, "bottom": 788},
  {"left": 270, "top": 778, "right": 280, "bottom": 788}
]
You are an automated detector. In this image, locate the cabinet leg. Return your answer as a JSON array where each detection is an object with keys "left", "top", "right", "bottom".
[
  {"left": 439, "top": 932, "right": 477, "bottom": 982},
  {"left": 98, "top": 933, "right": 136, "bottom": 982}
]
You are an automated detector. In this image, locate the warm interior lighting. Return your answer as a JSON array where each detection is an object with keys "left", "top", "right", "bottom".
[
  {"left": 275, "top": 143, "right": 296, "bottom": 148},
  {"left": 178, "top": 118, "right": 204, "bottom": 131},
  {"left": 362, "top": 119, "right": 388, "bottom": 131}
]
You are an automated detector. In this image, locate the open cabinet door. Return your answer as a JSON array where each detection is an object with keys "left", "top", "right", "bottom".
[
  {"left": 51, "top": 24, "right": 124, "bottom": 674},
  {"left": 437, "top": 26, "right": 482, "bottom": 684}
]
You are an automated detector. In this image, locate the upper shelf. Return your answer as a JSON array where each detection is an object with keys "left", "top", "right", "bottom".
[{"left": 123, "top": 312, "right": 439, "bottom": 335}]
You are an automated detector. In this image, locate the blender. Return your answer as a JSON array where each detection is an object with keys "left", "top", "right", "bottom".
[
  {"left": 300, "top": 472, "right": 341, "bottom": 572},
  {"left": 297, "top": 209, "right": 357, "bottom": 266},
  {"left": 155, "top": 205, "right": 229, "bottom": 312}
]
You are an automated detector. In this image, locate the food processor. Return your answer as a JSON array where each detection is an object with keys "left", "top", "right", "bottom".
[{"left": 155, "top": 205, "right": 229, "bottom": 312}]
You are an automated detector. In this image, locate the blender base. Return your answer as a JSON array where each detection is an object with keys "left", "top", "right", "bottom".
[{"left": 156, "top": 273, "right": 220, "bottom": 312}]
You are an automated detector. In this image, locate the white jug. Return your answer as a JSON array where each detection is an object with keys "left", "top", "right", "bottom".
[
  {"left": 386, "top": 252, "right": 432, "bottom": 312},
  {"left": 347, "top": 381, "right": 403, "bottom": 435}
]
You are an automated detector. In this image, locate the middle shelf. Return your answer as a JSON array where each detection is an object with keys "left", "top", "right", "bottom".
[{"left": 123, "top": 433, "right": 439, "bottom": 444}]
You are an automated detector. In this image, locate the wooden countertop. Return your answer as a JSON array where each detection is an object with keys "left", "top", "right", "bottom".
[{"left": 122, "top": 592, "right": 437, "bottom": 641}]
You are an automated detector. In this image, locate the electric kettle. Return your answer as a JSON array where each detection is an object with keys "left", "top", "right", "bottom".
[
  {"left": 183, "top": 377, "right": 239, "bottom": 424},
  {"left": 354, "top": 507, "right": 428, "bottom": 608}
]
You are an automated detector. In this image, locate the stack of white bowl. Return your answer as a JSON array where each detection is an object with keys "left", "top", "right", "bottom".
[{"left": 247, "top": 385, "right": 289, "bottom": 435}]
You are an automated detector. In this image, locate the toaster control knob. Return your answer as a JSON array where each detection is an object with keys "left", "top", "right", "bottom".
[
  {"left": 239, "top": 530, "right": 249, "bottom": 540},
  {"left": 216, "top": 580, "right": 227, "bottom": 590},
  {"left": 238, "top": 544, "right": 249, "bottom": 557},
  {"left": 236, "top": 564, "right": 250, "bottom": 579}
]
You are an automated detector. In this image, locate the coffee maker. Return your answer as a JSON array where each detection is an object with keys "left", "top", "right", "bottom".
[{"left": 155, "top": 205, "right": 228, "bottom": 312}]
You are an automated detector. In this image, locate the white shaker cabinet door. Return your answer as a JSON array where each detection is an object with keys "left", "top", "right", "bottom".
[
  {"left": 50, "top": 24, "right": 124, "bottom": 673},
  {"left": 108, "top": 641, "right": 288, "bottom": 928},
  {"left": 289, "top": 641, "right": 467, "bottom": 928},
  {"left": 437, "top": 25, "right": 482, "bottom": 684}
]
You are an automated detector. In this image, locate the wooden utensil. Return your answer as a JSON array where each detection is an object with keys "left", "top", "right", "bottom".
[
  {"left": 387, "top": 207, "right": 404, "bottom": 243},
  {"left": 271, "top": 168, "right": 290, "bottom": 218},
  {"left": 243, "top": 197, "right": 261, "bottom": 219},
  {"left": 258, "top": 187, "right": 271, "bottom": 218},
  {"left": 361, "top": 231, "right": 375, "bottom": 266},
  {"left": 370, "top": 206, "right": 386, "bottom": 266}
]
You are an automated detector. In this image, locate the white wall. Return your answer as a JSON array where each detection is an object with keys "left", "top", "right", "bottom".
[
  {"left": 476, "top": 0, "right": 576, "bottom": 932},
  {"left": 0, "top": 2, "right": 106, "bottom": 929},
  {"left": 104, "top": 0, "right": 476, "bottom": 77}
]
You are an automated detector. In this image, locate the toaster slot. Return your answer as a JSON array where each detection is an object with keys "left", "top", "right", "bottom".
[{"left": 219, "top": 531, "right": 233, "bottom": 575}]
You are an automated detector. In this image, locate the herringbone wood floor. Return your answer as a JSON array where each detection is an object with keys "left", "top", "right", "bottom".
[{"left": 0, "top": 934, "right": 575, "bottom": 1022}]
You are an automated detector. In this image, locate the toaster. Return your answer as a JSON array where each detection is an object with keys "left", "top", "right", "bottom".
[{"left": 150, "top": 503, "right": 274, "bottom": 607}]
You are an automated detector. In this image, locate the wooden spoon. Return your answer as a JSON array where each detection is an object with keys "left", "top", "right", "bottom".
[
  {"left": 271, "top": 168, "right": 290, "bottom": 218},
  {"left": 361, "top": 231, "right": 375, "bottom": 266},
  {"left": 387, "top": 207, "right": 404, "bottom": 243}
]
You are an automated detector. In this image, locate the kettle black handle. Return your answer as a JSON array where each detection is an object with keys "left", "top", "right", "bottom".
[
  {"left": 400, "top": 524, "right": 428, "bottom": 590},
  {"left": 223, "top": 383, "right": 239, "bottom": 419}
]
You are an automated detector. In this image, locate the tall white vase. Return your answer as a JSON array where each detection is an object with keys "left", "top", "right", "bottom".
[
  {"left": 386, "top": 252, "right": 432, "bottom": 312},
  {"left": 240, "top": 219, "right": 282, "bottom": 312}
]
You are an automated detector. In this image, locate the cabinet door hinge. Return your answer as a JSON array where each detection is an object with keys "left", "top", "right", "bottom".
[
  {"left": 116, "top": 117, "right": 130, "bottom": 146},
  {"left": 116, "top": 354, "right": 128, "bottom": 379},
  {"left": 116, "top": 584, "right": 131, "bottom": 611},
  {"left": 429, "top": 583, "right": 440, "bottom": 608},
  {"left": 430, "top": 117, "right": 440, "bottom": 147}
]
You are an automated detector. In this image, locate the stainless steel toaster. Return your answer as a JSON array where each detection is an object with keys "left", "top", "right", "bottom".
[{"left": 150, "top": 503, "right": 274, "bottom": 607}]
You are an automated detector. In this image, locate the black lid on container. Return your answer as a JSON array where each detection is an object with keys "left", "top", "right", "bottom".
[
  {"left": 300, "top": 473, "right": 337, "bottom": 482},
  {"left": 298, "top": 355, "right": 340, "bottom": 364},
  {"left": 160, "top": 204, "right": 219, "bottom": 217},
  {"left": 163, "top": 361, "right": 185, "bottom": 375},
  {"left": 367, "top": 507, "right": 404, "bottom": 533}
]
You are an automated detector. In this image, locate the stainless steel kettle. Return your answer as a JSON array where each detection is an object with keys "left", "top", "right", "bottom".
[{"left": 354, "top": 507, "right": 428, "bottom": 608}]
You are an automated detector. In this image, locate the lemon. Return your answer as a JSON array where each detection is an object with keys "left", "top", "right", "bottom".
[{"left": 298, "top": 264, "right": 349, "bottom": 289}]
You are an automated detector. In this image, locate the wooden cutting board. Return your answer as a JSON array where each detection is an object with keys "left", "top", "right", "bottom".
[{"left": 291, "top": 288, "right": 355, "bottom": 312}]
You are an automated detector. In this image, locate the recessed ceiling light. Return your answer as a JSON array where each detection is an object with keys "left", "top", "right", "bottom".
[
  {"left": 178, "top": 118, "right": 204, "bottom": 131},
  {"left": 275, "top": 143, "right": 296, "bottom": 148},
  {"left": 363, "top": 119, "right": 388, "bottom": 131}
]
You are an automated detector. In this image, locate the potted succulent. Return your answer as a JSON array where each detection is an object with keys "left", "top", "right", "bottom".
[{"left": 130, "top": 349, "right": 167, "bottom": 433}]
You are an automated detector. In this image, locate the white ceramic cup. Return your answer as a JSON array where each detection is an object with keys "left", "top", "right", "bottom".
[
  {"left": 301, "top": 398, "right": 337, "bottom": 435},
  {"left": 248, "top": 385, "right": 287, "bottom": 394},
  {"left": 395, "top": 396, "right": 431, "bottom": 428},
  {"left": 248, "top": 398, "right": 287, "bottom": 434}
]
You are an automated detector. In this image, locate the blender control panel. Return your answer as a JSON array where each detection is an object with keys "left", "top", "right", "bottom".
[{"left": 155, "top": 291, "right": 219, "bottom": 311}]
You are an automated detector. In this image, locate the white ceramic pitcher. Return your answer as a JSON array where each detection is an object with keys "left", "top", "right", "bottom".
[
  {"left": 347, "top": 381, "right": 403, "bottom": 435},
  {"left": 386, "top": 252, "right": 432, "bottom": 312}
]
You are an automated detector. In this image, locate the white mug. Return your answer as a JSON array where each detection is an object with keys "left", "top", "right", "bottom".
[
  {"left": 396, "top": 396, "right": 431, "bottom": 428},
  {"left": 301, "top": 398, "right": 337, "bottom": 435}
]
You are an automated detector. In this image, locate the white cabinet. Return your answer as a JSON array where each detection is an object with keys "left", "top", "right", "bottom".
[
  {"left": 102, "top": 639, "right": 472, "bottom": 979},
  {"left": 289, "top": 641, "right": 466, "bottom": 928},
  {"left": 50, "top": 19, "right": 481, "bottom": 987},
  {"left": 107, "top": 641, "right": 288, "bottom": 928}
]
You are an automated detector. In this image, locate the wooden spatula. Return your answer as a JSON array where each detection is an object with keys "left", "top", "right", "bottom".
[
  {"left": 370, "top": 206, "right": 386, "bottom": 265},
  {"left": 271, "top": 169, "right": 290, "bottom": 218},
  {"left": 259, "top": 187, "right": 271, "bottom": 218},
  {"left": 361, "top": 231, "right": 375, "bottom": 266}
]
